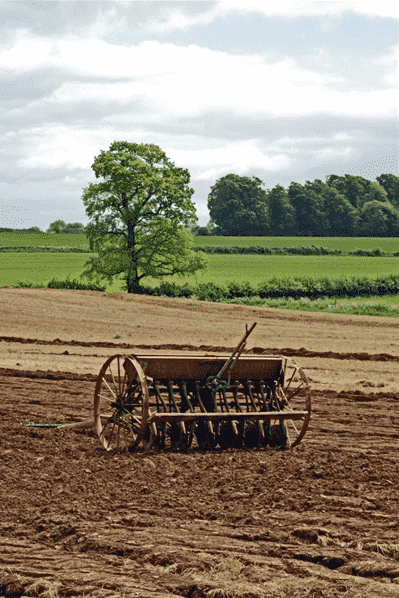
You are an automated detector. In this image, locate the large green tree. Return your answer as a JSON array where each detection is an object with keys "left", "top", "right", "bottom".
[
  {"left": 63, "top": 222, "right": 86, "bottom": 233},
  {"left": 46, "top": 220, "right": 85, "bottom": 233},
  {"left": 46, "top": 219, "right": 67, "bottom": 234},
  {"left": 288, "top": 181, "right": 328, "bottom": 236},
  {"left": 266, "top": 184, "right": 295, "bottom": 235},
  {"left": 376, "top": 174, "right": 399, "bottom": 208},
  {"left": 207, "top": 174, "right": 269, "bottom": 236},
  {"left": 360, "top": 201, "right": 399, "bottom": 237},
  {"left": 323, "top": 186, "right": 359, "bottom": 236},
  {"left": 325, "top": 174, "right": 388, "bottom": 210},
  {"left": 360, "top": 180, "right": 389, "bottom": 205},
  {"left": 81, "top": 141, "right": 208, "bottom": 293}
]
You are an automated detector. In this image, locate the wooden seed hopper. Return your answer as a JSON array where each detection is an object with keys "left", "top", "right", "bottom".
[{"left": 94, "top": 323, "right": 311, "bottom": 452}]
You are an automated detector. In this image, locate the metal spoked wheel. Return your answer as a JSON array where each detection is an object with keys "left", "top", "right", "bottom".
[
  {"left": 94, "top": 355, "right": 149, "bottom": 452},
  {"left": 271, "top": 357, "right": 311, "bottom": 448}
]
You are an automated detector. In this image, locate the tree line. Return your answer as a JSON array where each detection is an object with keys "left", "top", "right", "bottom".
[
  {"left": 0, "top": 221, "right": 86, "bottom": 234},
  {"left": 193, "top": 173, "right": 399, "bottom": 237},
  {"left": 3, "top": 140, "right": 399, "bottom": 296}
]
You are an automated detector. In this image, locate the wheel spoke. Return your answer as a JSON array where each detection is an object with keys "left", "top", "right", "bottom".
[
  {"left": 279, "top": 358, "right": 311, "bottom": 448},
  {"left": 285, "top": 383, "right": 305, "bottom": 402},
  {"left": 102, "top": 376, "right": 117, "bottom": 399},
  {"left": 121, "top": 369, "right": 128, "bottom": 399},
  {"left": 285, "top": 425, "right": 292, "bottom": 447},
  {"left": 110, "top": 361, "right": 118, "bottom": 395},
  {"left": 97, "top": 392, "right": 115, "bottom": 404},
  {"left": 117, "top": 356, "right": 122, "bottom": 395},
  {"left": 94, "top": 355, "right": 148, "bottom": 452},
  {"left": 96, "top": 408, "right": 116, "bottom": 418},
  {"left": 287, "top": 419, "right": 300, "bottom": 435},
  {"left": 285, "top": 367, "right": 297, "bottom": 392}
]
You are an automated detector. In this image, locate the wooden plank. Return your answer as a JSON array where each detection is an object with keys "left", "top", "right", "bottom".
[{"left": 148, "top": 410, "right": 308, "bottom": 423}]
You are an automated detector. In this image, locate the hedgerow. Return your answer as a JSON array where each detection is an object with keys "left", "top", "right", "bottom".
[
  {"left": 142, "top": 274, "right": 399, "bottom": 301},
  {"left": 191, "top": 245, "right": 399, "bottom": 256},
  {"left": 0, "top": 245, "right": 92, "bottom": 253},
  {"left": 1, "top": 244, "right": 399, "bottom": 256},
  {"left": 13, "top": 276, "right": 106, "bottom": 290},
  {"left": 46, "top": 276, "right": 106, "bottom": 291}
]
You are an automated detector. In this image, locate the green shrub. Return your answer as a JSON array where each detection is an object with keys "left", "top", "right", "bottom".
[
  {"left": 142, "top": 281, "right": 194, "bottom": 298},
  {"left": 192, "top": 282, "right": 227, "bottom": 301},
  {"left": 226, "top": 281, "right": 255, "bottom": 298},
  {"left": 15, "top": 279, "right": 35, "bottom": 288},
  {"left": 46, "top": 276, "right": 106, "bottom": 291}
]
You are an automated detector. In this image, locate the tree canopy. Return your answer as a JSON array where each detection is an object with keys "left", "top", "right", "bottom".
[
  {"left": 81, "top": 141, "right": 208, "bottom": 293},
  {"left": 360, "top": 201, "right": 399, "bottom": 237},
  {"left": 207, "top": 174, "right": 269, "bottom": 236},
  {"left": 376, "top": 174, "right": 399, "bottom": 208},
  {"left": 204, "top": 172, "right": 398, "bottom": 237},
  {"left": 267, "top": 184, "right": 295, "bottom": 236},
  {"left": 46, "top": 220, "right": 85, "bottom": 233}
]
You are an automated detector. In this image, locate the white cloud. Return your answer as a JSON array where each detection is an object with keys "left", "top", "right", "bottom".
[
  {"left": 308, "top": 146, "right": 355, "bottom": 160},
  {"left": 143, "top": 4, "right": 221, "bottom": 34},
  {"left": 372, "top": 43, "right": 399, "bottom": 86},
  {"left": 168, "top": 139, "right": 292, "bottom": 180},
  {"left": 2, "top": 33, "right": 395, "bottom": 126},
  {"left": 275, "top": 133, "right": 354, "bottom": 146},
  {"left": 16, "top": 125, "right": 108, "bottom": 170},
  {"left": 133, "top": 1, "right": 399, "bottom": 35},
  {"left": 216, "top": 1, "right": 399, "bottom": 19}
]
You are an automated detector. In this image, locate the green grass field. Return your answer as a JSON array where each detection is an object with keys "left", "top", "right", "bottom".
[
  {"left": 178, "top": 254, "right": 399, "bottom": 287},
  {"left": 2, "top": 234, "right": 399, "bottom": 316},
  {"left": 0, "top": 232, "right": 88, "bottom": 247},
  {"left": 0, "top": 254, "right": 89, "bottom": 287},
  {"left": 1, "top": 252, "right": 398, "bottom": 290},
  {"left": 3, "top": 232, "right": 399, "bottom": 253}
]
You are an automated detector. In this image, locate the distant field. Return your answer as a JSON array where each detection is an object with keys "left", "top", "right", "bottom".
[
  {"left": 3, "top": 233, "right": 399, "bottom": 253},
  {"left": 143, "top": 254, "right": 399, "bottom": 289},
  {"left": 0, "top": 254, "right": 89, "bottom": 287},
  {"left": 0, "top": 232, "right": 88, "bottom": 247},
  {"left": 2, "top": 252, "right": 398, "bottom": 292}
]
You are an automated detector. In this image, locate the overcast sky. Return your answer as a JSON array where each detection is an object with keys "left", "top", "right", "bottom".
[{"left": 1, "top": 1, "right": 398, "bottom": 230}]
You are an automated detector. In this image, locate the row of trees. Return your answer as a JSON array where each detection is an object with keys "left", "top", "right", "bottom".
[
  {"left": 46, "top": 220, "right": 86, "bottom": 234},
  {"left": 0, "top": 226, "right": 44, "bottom": 233},
  {"left": 0, "top": 222, "right": 86, "bottom": 234},
  {"left": 6, "top": 141, "right": 398, "bottom": 295},
  {"left": 196, "top": 173, "right": 399, "bottom": 237}
]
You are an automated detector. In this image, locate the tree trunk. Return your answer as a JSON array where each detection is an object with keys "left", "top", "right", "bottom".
[
  {"left": 125, "top": 206, "right": 141, "bottom": 294},
  {"left": 126, "top": 276, "right": 143, "bottom": 294}
]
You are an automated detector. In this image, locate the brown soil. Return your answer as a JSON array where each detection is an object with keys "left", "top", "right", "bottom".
[{"left": 1, "top": 288, "right": 399, "bottom": 597}]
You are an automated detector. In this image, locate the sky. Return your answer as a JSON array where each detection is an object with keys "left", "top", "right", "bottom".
[{"left": 0, "top": 1, "right": 398, "bottom": 230}]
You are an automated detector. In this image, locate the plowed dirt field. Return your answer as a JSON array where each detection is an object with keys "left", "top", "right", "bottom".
[{"left": 1, "top": 288, "right": 399, "bottom": 598}]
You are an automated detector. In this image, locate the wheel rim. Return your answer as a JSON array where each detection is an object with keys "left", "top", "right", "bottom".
[
  {"left": 94, "top": 355, "right": 149, "bottom": 452},
  {"left": 273, "top": 356, "right": 311, "bottom": 447}
]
